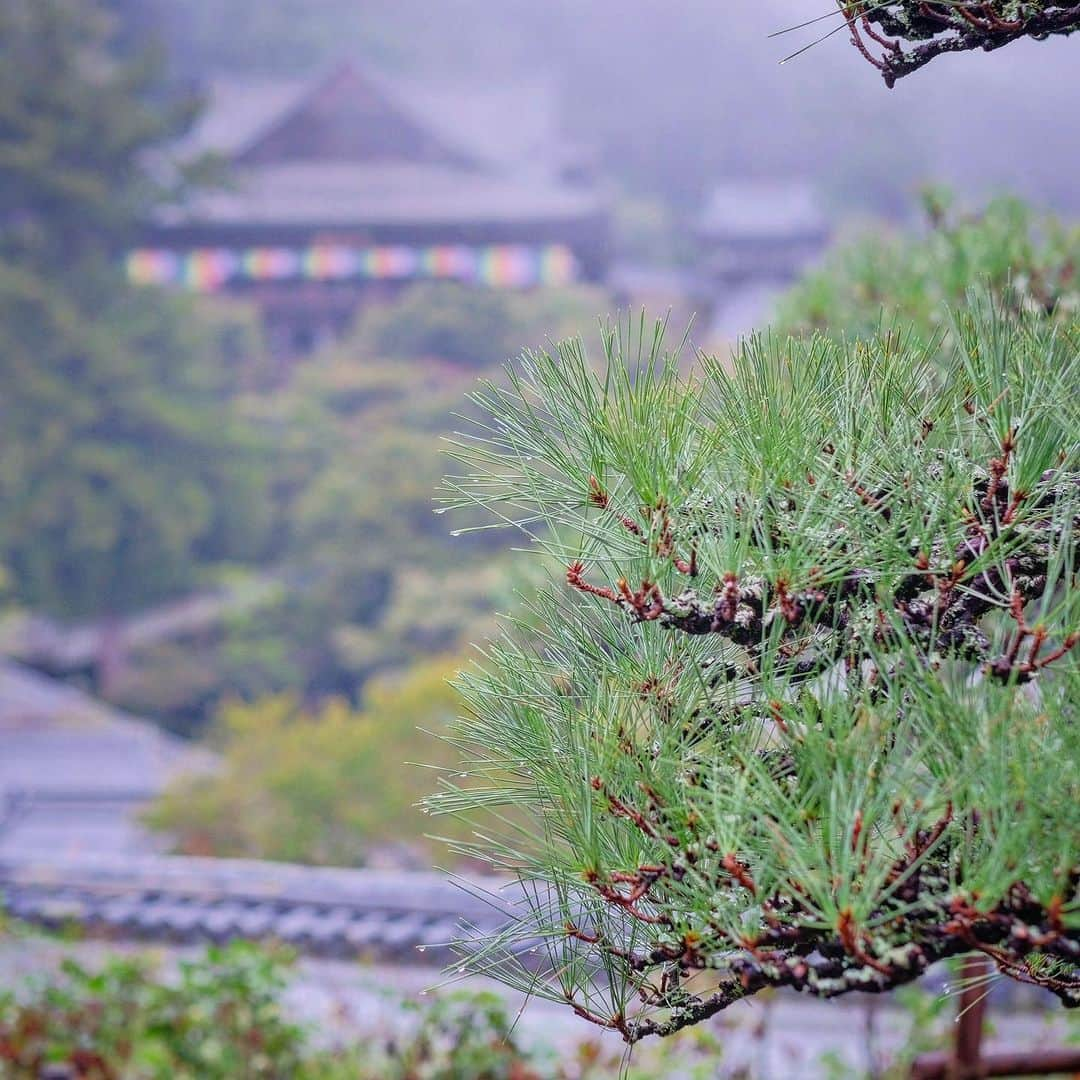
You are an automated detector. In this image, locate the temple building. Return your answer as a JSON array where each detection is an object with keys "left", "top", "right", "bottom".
[
  {"left": 130, "top": 63, "right": 611, "bottom": 354},
  {"left": 695, "top": 180, "right": 829, "bottom": 289}
]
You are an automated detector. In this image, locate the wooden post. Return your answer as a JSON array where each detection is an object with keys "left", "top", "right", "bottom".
[
  {"left": 903, "top": 953, "right": 1080, "bottom": 1080},
  {"left": 864, "top": 996, "right": 881, "bottom": 1080},
  {"left": 950, "top": 955, "right": 991, "bottom": 1079},
  {"left": 95, "top": 614, "right": 127, "bottom": 699}
]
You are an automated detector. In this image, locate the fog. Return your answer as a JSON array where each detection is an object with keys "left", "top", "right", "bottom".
[{"left": 140, "top": 0, "right": 1080, "bottom": 215}]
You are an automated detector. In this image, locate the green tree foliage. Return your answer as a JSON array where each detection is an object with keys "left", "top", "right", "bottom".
[
  {"left": 117, "top": 286, "right": 602, "bottom": 730},
  {"left": 0, "top": 0, "right": 195, "bottom": 262},
  {"left": 148, "top": 658, "right": 468, "bottom": 865},
  {"left": 837, "top": 2, "right": 1080, "bottom": 86},
  {"left": 777, "top": 192, "right": 1080, "bottom": 341},
  {"left": 431, "top": 303, "right": 1078, "bottom": 1042},
  {"left": 351, "top": 283, "right": 607, "bottom": 370},
  {"left": 143, "top": 284, "right": 607, "bottom": 817},
  {"left": 0, "top": 0, "right": 271, "bottom": 620},
  {"left": 205, "top": 356, "right": 514, "bottom": 707},
  {"left": 0, "top": 282, "right": 272, "bottom": 620}
]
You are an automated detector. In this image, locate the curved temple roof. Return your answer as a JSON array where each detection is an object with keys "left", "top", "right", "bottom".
[{"left": 163, "top": 63, "right": 604, "bottom": 233}]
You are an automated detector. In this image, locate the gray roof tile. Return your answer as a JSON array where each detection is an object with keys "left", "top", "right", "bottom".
[
  {"left": 342, "top": 914, "right": 392, "bottom": 950},
  {"left": 97, "top": 895, "right": 148, "bottom": 929},
  {"left": 273, "top": 904, "right": 323, "bottom": 945},
  {"left": 201, "top": 901, "right": 251, "bottom": 940},
  {"left": 377, "top": 913, "right": 430, "bottom": 951},
  {"left": 0, "top": 853, "right": 512, "bottom": 965},
  {"left": 234, "top": 902, "right": 280, "bottom": 939},
  {"left": 156, "top": 162, "right": 602, "bottom": 231}
]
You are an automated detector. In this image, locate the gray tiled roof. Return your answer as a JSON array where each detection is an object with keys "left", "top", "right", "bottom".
[
  {"left": 181, "top": 67, "right": 570, "bottom": 175},
  {"left": 0, "top": 661, "right": 215, "bottom": 859},
  {"left": 0, "top": 662, "right": 212, "bottom": 800},
  {"left": 157, "top": 62, "right": 603, "bottom": 232},
  {"left": 0, "top": 854, "right": 516, "bottom": 966},
  {"left": 697, "top": 181, "right": 829, "bottom": 241},
  {"left": 156, "top": 162, "right": 603, "bottom": 230}
]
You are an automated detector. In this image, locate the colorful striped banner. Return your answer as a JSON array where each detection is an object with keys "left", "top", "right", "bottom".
[{"left": 126, "top": 243, "right": 579, "bottom": 292}]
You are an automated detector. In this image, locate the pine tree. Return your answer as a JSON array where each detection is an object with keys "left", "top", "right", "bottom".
[
  {"left": 0, "top": 0, "right": 199, "bottom": 266},
  {"left": 0, "top": 0, "right": 269, "bottom": 625},
  {"left": 432, "top": 300, "right": 1078, "bottom": 1042}
]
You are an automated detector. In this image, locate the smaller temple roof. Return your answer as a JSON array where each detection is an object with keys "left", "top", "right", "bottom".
[
  {"left": 697, "top": 181, "right": 828, "bottom": 242},
  {"left": 0, "top": 661, "right": 213, "bottom": 859}
]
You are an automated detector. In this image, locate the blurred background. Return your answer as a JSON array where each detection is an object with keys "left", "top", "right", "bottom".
[{"left": 1, "top": 1, "right": 1078, "bottom": 1076}]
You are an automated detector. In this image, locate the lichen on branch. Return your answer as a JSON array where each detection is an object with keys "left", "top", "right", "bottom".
[{"left": 836, "top": 2, "right": 1080, "bottom": 85}]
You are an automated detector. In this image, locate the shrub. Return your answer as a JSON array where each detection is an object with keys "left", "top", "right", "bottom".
[
  {"left": 0, "top": 940, "right": 728, "bottom": 1079},
  {"left": 777, "top": 192, "right": 1080, "bottom": 341},
  {"left": 0, "top": 944, "right": 311, "bottom": 1079},
  {"left": 148, "top": 658, "right": 468, "bottom": 865}
]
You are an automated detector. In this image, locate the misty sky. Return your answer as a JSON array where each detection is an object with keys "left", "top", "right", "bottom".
[
  {"left": 534, "top": 0, "right": 1080, "bottom": 211},
  {"left": 151, "top": 0, "right": 1080, "bottom": 214}
]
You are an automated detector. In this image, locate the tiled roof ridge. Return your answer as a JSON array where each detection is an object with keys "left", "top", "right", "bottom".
[
  {"left": 182, "top": 59, "right": 573, "bottom": 176},
  {"left": 0, "top": 853, "right": 524, "bottom": 966},
  {"left": 232, "top": 61, "right": 480, "bottom": 171},
  {"left": 215, "top": 70, "right": 319, "bottom": 163}
]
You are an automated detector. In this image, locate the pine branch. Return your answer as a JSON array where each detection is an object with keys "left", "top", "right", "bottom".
[
  {"left": 836, "top": 2, "right": 1080, "bottom": 85},
  {"left": 434, "top": 300, "right": 1080, "bottom": 1042}
]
